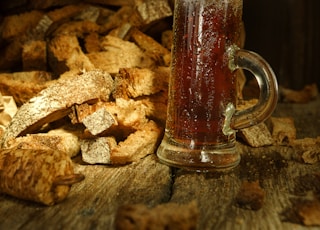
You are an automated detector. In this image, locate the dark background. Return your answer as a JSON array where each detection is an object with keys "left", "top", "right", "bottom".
[{"left": 243, "top": 0, "right": 320, "bottom": 90}]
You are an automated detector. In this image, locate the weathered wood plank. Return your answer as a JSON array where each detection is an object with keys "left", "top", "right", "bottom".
[
  {"left": 273, "top": 97, "right": 320, "bottom": 138},
  {"left": 0, "top": 154, "right": 172, "bottom": 229},
  {"left": 170, "top": 145, "right": 320, "bottom": 230}
]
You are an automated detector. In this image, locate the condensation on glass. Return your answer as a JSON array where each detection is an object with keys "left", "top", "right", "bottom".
[{"left": 156, "top": 0, "right": 278, "bottom": 171}]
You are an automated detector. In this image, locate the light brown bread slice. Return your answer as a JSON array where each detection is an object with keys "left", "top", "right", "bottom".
[
  {"left": 110, "top": 120, "right": 162, "bottom": 164},
  {"left": 238, "top": 122, "right": 274, "bottom": 147},
  {"left": 1, "top": 70, "right": 114, "bottom": 148},
  {"left": 0, "top": 147, "right": 83, "bottom": 206},
  {"left": 48, "top": 34, "right": 95, "bottom": 75},
  {"left": 81, "top": 136, "right": 117, "bottom": 164},
  {"left": 0, "top": 71, "right": 52, "bottom": 106},
  {"left": 87, "top": 35, "right": 154, "bottom": 74},
  {"left": 113, "top": 67, "right": 169, "bottom": 99},
  {"left": 6, "top": 130, "right": 81, "bottom": 158}
]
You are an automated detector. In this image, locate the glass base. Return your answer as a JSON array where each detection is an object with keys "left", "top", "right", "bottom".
[{"left": 156, "top": 135, "right": 240, "bottom": 172}]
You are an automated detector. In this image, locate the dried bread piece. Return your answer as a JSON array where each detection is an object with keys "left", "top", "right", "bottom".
[
  {"left": 0, "top": 95, "right": 18, "bottom": 127},
  {"left": 99, "top": 0, "right": 172, "bottom": 34},
  {"left": 105, "top": 98, "right": 149, "bottom": 129},
  {"left": 87, "top": 35, "right": 154, "bottom": 74},
  {"left": 133, "top": 0, "right": 172, "bottom": 26},
  {"left": 0, "top": 127, "right": 4, "bottom": 139},
  {"left": 0, "top": 10, "right": 44, "bottom": 40},
  {"left": 73, "top": 5, "right": 101, "bottom": 22},
  {"left": 46, "top": 4, "right": 88, "bottom": 22},
  {"left": 115, "top": 200, "right": 198, "bottom": 230},
  {"left": 22, "top": 40, "right": 47, "bottom": 71},
  {"left": 236, "top": 98, "right": 258, "bottom": 110},
  {"left": 99, "top": 6, "right": 132, "bottom": 34},
  {"left": 5, "top": 130, "right": 81, "bottom": 158},
  {"left": 69, "top": 102, "right": 105, "bottom": 125},
  {"left": 111, "top": 120, "right": 162, "bottom": 164},
  {"left": 48, "top": 34, "right": 95, "bottom": 75},
  {"left": 287, "top": 198, "right": 320, "bottom": 226},
  {"left": 129, "top": 28, "right": 170, "bottom": 65},
  {"left": 70, "top": 99, "right": 149, "bottom": 130},
  {"left": 291, "top": 137, "right": 320, "bottom": 164},
  {"left": 161, "top": 30, "right": 173, "bottom": 51},
  {"left": 28, "top": 0, "right": 81, "bottom": 11},
  {"left": 82, "top": 107, "right": 117, "bottom": 136},
  {"left": 0, "top": 147, "right": 84, "bottom": 205},
  {"left": 0, "top": 38, "right": 24, "bottom": 71},
  {"left": 80, "top": 120, "right": 161, "bottom": 165},
  {"left": 280, "top": 84, "right": 318, "bottom": 103},
  {"left": 52, "top": 20, "right": 100, "bottom": 37},
  {"left": 0, "top": 71, "right": 52, "bottom": 106},
  {"left": 81, "top": 137, "right": 117, "bottom": 164},
  {"left": 138, "top": 91, "right": 168, "bottom": 124},
  {"left": 0, "top": 11, "right": 45, "bottom": 71},
  {"left": 238, "top": 122, "right": 273, "bottom": 147},
  {"left": 84, "top": 32, "right": 101, "bottom": 53},
  {"left": 236, "top": 69, "right": 246, "bottom": 101},
  {"left": 108, "top": 22, "right": 133, "bottom": 39},
  {"left": 1, "top": 70, "right": 114, "bottom": 148},
  {"left": 298, "top": 199, "right": 320, "bottom": 226},
  {"left": 69, "top": 99, "right": 154, "bottom": 145},
  {"left": 113, "top": 67, "right": 169, "bottom": 99},
  {"left": 236, "top": 99, "right": 274, "bottom": 147},
  {"left": 88, "top": 0, "right": 133, "bottom": 7},
  {"left": 235, "top": 180, "right": 265, "bottom": 211},
  {"left": 269, "top": 117, "right": 296, "bottom": 145}
]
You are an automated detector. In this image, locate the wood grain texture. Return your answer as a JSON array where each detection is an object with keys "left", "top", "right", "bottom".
[
  {"left": 0, "top": 97, "right": 319, "bottom": 229},
  {"left": 0, "top": 154, "right": 172, "bottom": 229}
]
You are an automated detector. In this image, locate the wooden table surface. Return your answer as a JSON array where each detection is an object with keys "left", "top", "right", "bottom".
[{"left": 1, "top": 97, "right": 320, "bottom": 230}]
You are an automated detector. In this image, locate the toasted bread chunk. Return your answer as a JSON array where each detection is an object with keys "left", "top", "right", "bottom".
[
  {"left": 22, "top": 40, "right": 47, "bottom": 71},
  {"left": 82, "top": 107, "right": 117, "bottom": 136},
  {"left": 106, "top": 98, "right": 149, "bottom": 129},
  {"left": 99, "top": 6, "right": 132, "bottom": 33},
  {"left": 0, "top": 71, "right": 52, "bottom": 106},
  {"left": 161, "top": 30, "right": 173, "bottom": 51},
  {"left": 280, "top": 84, "right": 318, "bottom": 103},
  {"left": 52, "top": 21, "right": 100, "bottom": 37},
  {"left": 0, "top": 95, "right": 18, "bottom": 127},
  {"left": 111, "top": 120, "right": 162, "bottom": 164},
  {"left": 70, "top": 99, "right": 149, "bottom": 130},
  {"left": 81, "top": 136, "right": 117, "bottom": 164},
  {"left": 6, "top": 130, "right": 80, "bottom": 158},
  {"left": 87, "top": 35, "right": 154, "bottom": 74},
  {"left": 48, "top": 34, "right": 95, "bottom": 75},
  {"left": 84, "top": 32, "right": 101, "bottom": 53},
  {"left": 0, "top": 147, "right": 82, "bottom": 206},
  {"left": 138, "top": 92, "right": 168, "bottom": 124},
  {"left": 46, "top": 4, "right": 88, "bottom": 22},
  {"left": 80, "top": 120, "right": 162, "bottom": 165},
  {"left": 113, "top": 67, "right": 169, "bottom": 99},
  {"left": 238, "top": 122, "right": 274, "bottom": 147},
  {"left": 270, "top": 117, "right": 296, "bottom": 145},
  {"left": 1, "top": 70, "right": 114, "bottom": 148},
  {"left": 1, "top": 11, "right": 44, "bottom": 40},
  {"left": 291, "top": 137, "right": 320, "bottom": 164},
  {"left": 129, "top": 28, "right": 170, "bottom": 65},
  {"left": 133, "top": 0, "right": 172, "bottom": 26}
]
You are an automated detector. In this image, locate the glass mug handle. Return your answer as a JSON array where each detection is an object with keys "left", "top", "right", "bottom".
[{"left": 227, "top": 45, "right": 278, "bottom": 130}]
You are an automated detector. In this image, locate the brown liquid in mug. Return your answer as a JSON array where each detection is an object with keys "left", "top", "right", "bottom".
[{"left": 167, "top": 2, "right": 242, "bottom": 146}]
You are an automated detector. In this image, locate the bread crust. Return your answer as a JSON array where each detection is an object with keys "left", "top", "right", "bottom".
[{"left": 1, "top": 70, "right": 114, "bottom": 148}]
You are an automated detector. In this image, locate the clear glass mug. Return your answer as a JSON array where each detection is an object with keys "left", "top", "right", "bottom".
[{"left": 157, "top": 0, "right": 278, "bottom": 171}]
